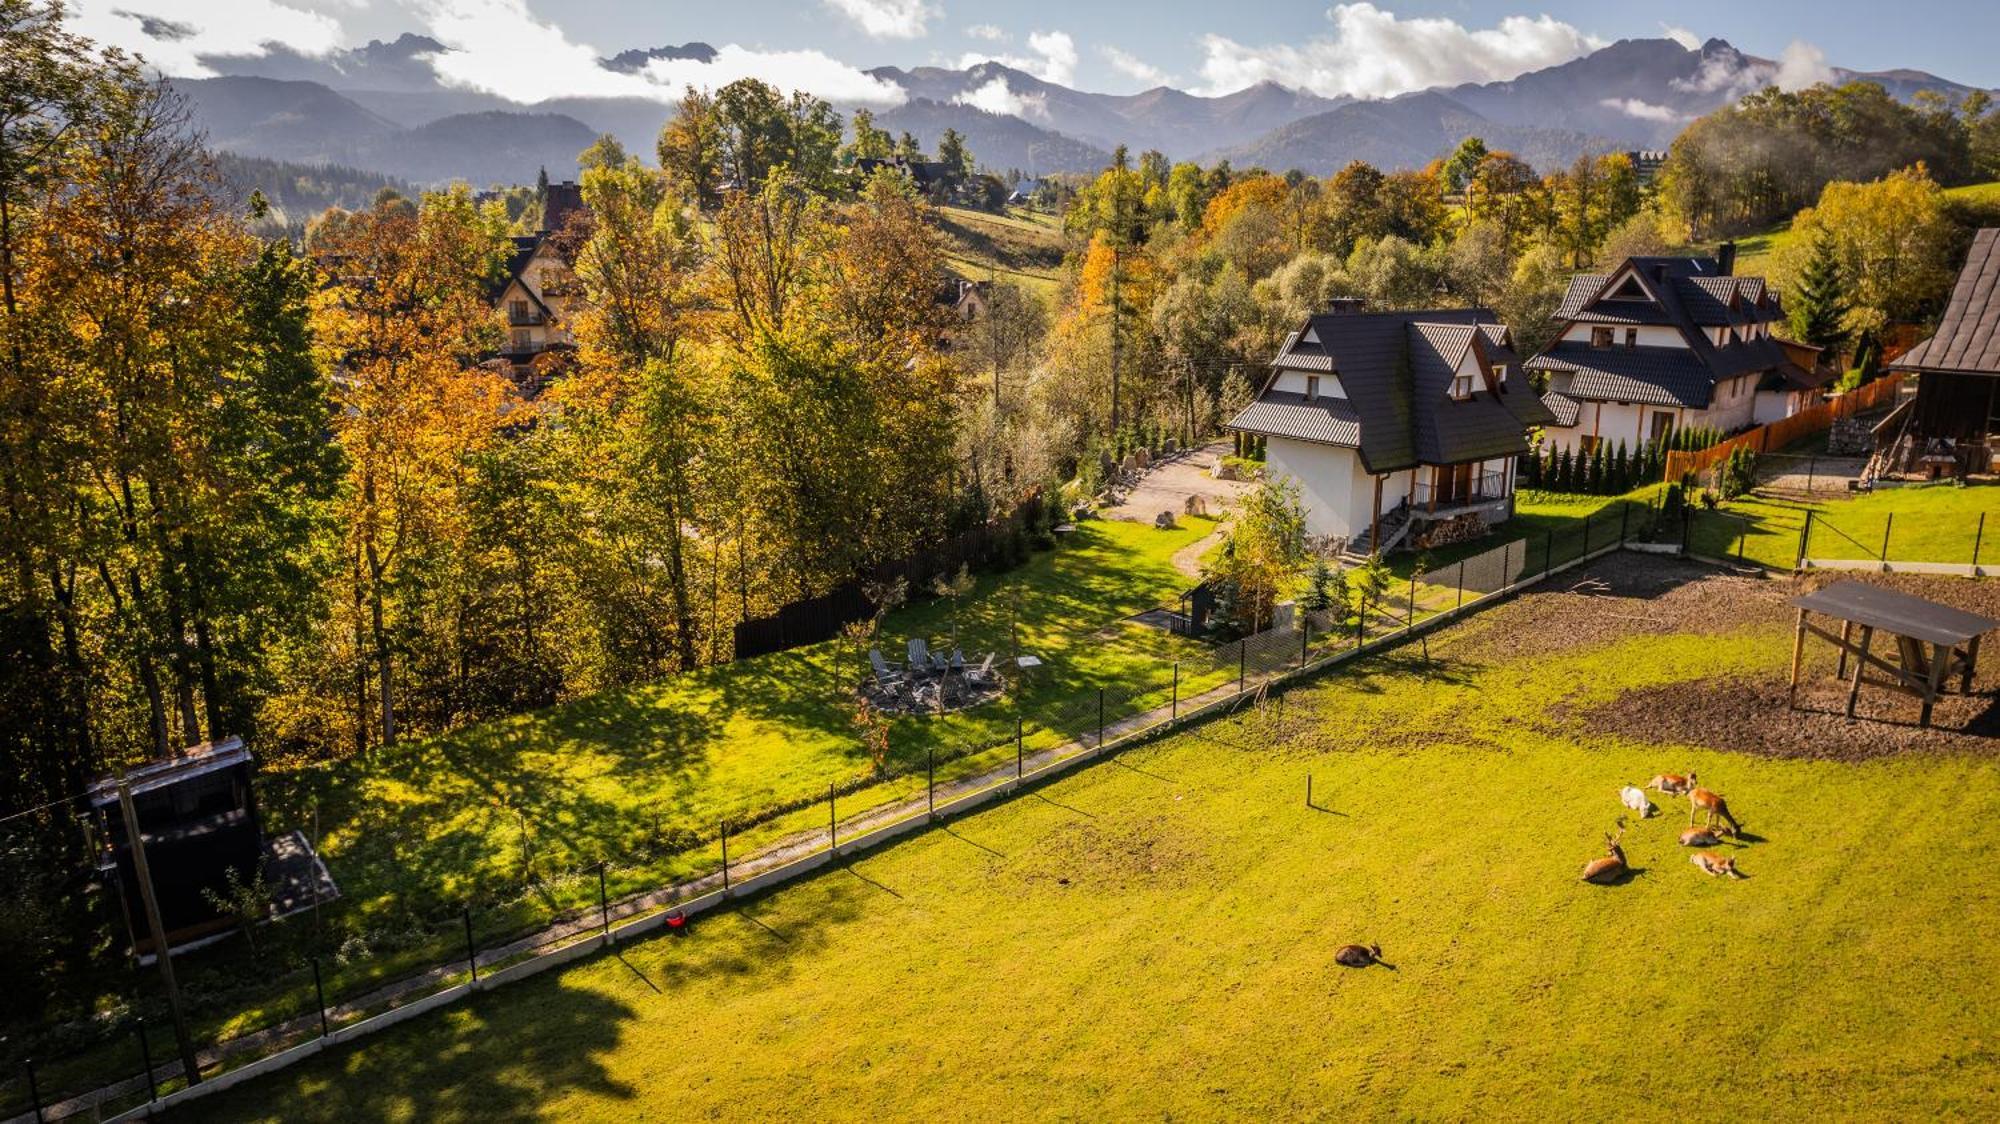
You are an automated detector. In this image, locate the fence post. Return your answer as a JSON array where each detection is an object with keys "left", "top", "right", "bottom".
[
  {"left": 828, "top": 783, "right": 837, "bottom": 853},
  {"left": 1238, "top": 638, "right": 1246, "bottom": 693},
  {"left": 463, "top": 909, "right": 476, "bottom": 984},
  {"left": 1405, "top": 574, "right": 1417, "bottom": 629},
  {"left": 1016, "top": 715, "right": 1024, "bottom": 771},
  {"left": 1680, "top": 505, "right": 1692, "bottom": 555},
  {"left": 1881, "top": 513, "right": 1894, "bottom": 569},
  {"left": 598, "top": 862, "right": 610, "bottom": 942},
  {"left": 138, "top": 1018, "right": 158, "bottom": 1100},
  {"left": 1796, "top": 510, "right": 1814, "bottom": 570},
  {"left": 1171, "top": 662, "right": 1180, "bottom": 720},
  {"left": 310, "top": 958, "right": 328, "bottom": 1038},
  {"left": 1544, "top": 530, "right": 1554, "bottom": 578},
  {"left": 1975, "top": 512, "right": 1986, "bottom": 573},
  {"left": 1306, "top": 772, "right": 1313, "bottom": 808},
  {"left": 1619, "top": 501, "right": 1629, "bottom": 544},
  {"left": 1300, "top": 617, "right": 1310, "bottom": 665},
  {"left": 1582, "top": 512, "right": 1593, "bottom": 555},
  {"left": 721, "top": 822, "right": 730, "bottom": 890},
  {"left": 1455, "top": 559, "right": 1466, "bottom": 611},
  {"left": 1805, "top": 455, "right": 1816, "bottom": 494},
  {"left": 1096, "top": 688, "right": 1106, "bottom": 749},
  {"left": 926, "top": 749, "right": 935, "bottom": 817},
  {"left": 1737, "top": 517, "right": 1749, "bottom": 564},
  {"left": 25, "top": 1059, "right": 39, "bottom": 1124}
]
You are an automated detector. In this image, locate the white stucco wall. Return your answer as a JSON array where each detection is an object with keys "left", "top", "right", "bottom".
[
  {"left": 1559, "top": 324, "right": 1684, "bottom": 348},
  {"left": 1266, "top": 438, "right": 1366, "bottom": 541},
  {"left": 1270, "top": 371, "right": 1347, "bottom": 397}
]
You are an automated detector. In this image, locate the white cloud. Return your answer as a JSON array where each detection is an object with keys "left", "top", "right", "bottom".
[
  {"left": 959, "top": 28, "right": 1076, "bottom": 86},
  {"left": 409, "top": 0, "right": 904, "bottom": 106},
  {"left": 1101, "top": 46, "right": 1170, "bottom": 88},
  {"left": 1659, "top": 23, "right": 1700, "bottom": 51},
  {"left": 1600, "top": 97, "right": 1679, "bottom": 122},
  {"left": 641, "top": 45, "right": 908, "bottom": 105},
  {"left": 954, "top": 76, "right": 1046, "bottom": 119},
  {"left": 1772, "top": 40, "right": 1833, "bottom": 91},
  {"left": 822, "top": 0, "right": 935, "bottom": 41},
  {"left": 965, "top": 23, "right": 1007, "bottom": 43},
  {"left": 66, "top": 0, "right": 343, "bottom": 76},
  {"left": 1193, "top": 2, "right": 1604, "bottom": 99}
]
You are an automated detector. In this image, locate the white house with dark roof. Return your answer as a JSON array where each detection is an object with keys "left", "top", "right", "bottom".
[
  {"left": 1528, "top": 249, "right": 1832, "bottom": 455},
  {"left": 1227, "top": 307, "right": 1555, "bottom": 555}
]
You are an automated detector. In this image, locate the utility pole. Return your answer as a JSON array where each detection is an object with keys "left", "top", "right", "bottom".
[
  {"left": 116, "top": 780, "right": 201, "bottom": 1087},
  {"left": 1109, "top": 242, "right": 1122, "bottom": 438}
]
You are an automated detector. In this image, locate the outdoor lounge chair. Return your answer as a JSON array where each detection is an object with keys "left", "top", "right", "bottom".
[
  {"left": 908, "top": 637, "right": 932, "bottom": 674},
  {"left": 949, "top": 649, "right": 966, "bottom": 675},
  {"left": 968, "top": 652, "right": 997, "bottom": 683},
  {"left": 869, "top": 648, "right": 903, "bottom": 686}
]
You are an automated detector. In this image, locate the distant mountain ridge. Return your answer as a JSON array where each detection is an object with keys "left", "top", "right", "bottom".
[{"left": 176, "top": 33, "right": 1996, "bottom": 187}]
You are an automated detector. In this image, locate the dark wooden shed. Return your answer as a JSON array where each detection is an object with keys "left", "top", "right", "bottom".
[{"left": 1788, "top": 581, "right": 1999, "bottom": 726}]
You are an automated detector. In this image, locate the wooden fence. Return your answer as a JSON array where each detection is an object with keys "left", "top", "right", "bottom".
[{"left": 1662, "top": 374, "right": 1904, "bottom": 483}]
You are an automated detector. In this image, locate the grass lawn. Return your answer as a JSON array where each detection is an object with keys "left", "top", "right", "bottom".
[
  {"left": 175, "top": 558, "right": 2000, "bottom": 1120},
  {"left": 1688, "top": 481, "right": 1997, "bottom": 570}
]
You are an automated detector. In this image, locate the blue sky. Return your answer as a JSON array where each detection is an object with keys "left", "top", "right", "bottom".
[{"left": 70, "top": 0, "right": 2000, "bottom": 101}]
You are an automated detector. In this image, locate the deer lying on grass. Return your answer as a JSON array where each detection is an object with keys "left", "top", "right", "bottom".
[
  {"left": 1647, "top": 772, "right": 1695, "bottom": 796},
  {"left": 1690, "top": 852, "right": 1746, "bottom": 879},
  {"left": 1580, "top": 825, "right": 1628, "bottom": 884},
  {"left": 1688, "top": 784, "right": 1742, "bottom": 835},
  {"left": 1679, "top": 825, "right": 1734, "bottom": 848},
  {"left": 1619, "top": 785, "right": 1655, "bottom": 817},
  {"left": 1334, "top": 943, "right": 1384, "bottom": 969}
]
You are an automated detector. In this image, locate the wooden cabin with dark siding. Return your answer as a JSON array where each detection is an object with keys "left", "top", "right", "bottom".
[{"left": 1883, "top": 228, "right": 2000, "bottom": 477}]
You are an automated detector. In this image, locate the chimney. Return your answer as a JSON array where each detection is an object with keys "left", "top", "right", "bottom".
[
  {"left": 541, "top": 181, "right": 585, "bottom": 233},
  {"left": 1325, "top": 296, "right": 1367, "bottom": 315},
  {"left": 1717, "top": 240, "right": 1737, "bottom": 277}
]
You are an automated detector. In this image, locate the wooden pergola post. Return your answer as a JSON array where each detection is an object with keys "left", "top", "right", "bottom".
[
  {"left": 1845, "top": 625, "right": 1874, "bottom": 718},
  {"left": 1788, "top": 607, "right": 1809, "bottom": 707},
  {"left": 1921, "top": 641, "right": 1950, "bottom": 726}
]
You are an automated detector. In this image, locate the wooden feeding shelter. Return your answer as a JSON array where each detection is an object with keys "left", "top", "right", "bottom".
[
  {"left": 1788, "top": 581, "right": 1999, "bottom": 726},
  {"left": 88, "top": 736, "right": 337, "bottom": 959}
]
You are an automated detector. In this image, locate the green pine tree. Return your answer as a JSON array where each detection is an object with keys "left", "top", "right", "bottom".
[{"left": 1789, "top": 231, "right": 1852, "bottom": 358}]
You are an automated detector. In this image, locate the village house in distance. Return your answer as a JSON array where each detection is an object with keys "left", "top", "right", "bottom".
[
  {"left": 1227, "top": 306, "right": 1554, "bottom": 555},
  {"left": 1529, "top": 246, "right": 1834, "bottom": 455},
  {"left": 488, "top": 181, "right": 586, "bottom": 384}
]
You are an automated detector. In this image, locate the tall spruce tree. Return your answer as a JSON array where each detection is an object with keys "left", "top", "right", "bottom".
[{"left": 1789, "top": 231, "right": 1852, "bottom": 358}]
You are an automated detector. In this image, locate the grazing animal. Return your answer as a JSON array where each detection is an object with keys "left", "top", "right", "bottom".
[
  {"left": 1580, "top": 827, "right": 1628, "bottom": 884},
  {"left": 1688, "top": 785, "right": 1742, "bottom": 834},
  {"left": 1619, "top": 785, "right": 1654, "bottom": 817},
  {"left": 1691, "top": 852, "right": 1745, "bottom": 879},
  {"left": 1334, "top": 943, "right": 1383, "bottom": 969},
  {"left": 1648, "top": 772, "right": 1695, "bottom": 796},
  {"left": 1679, "top": 825, "right": 1734, "bottom": 848}
]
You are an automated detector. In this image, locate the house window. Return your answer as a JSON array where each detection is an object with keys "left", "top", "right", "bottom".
[
  {"left": 510, "top": 329, "right": 532, "bottom": 352},
  {"left": 1579, "top": 434, "right": 1601, "bottom": 454},
  {"left": 1450, "top": 374, "right": 1474, "bottom": 400},
  {"left": 1305, "top": 375, "right": 1320, "bottom": 401},
  {"left": 1650, "top": 411, "right": 1674, "bottom": 443},
  {"left": 1624, "top": 327, "right": 1638, "bottom": 348},
  {"left": 1493, "top": 363, "right": 1508, "bottom": 385},
  {"left": 1590, "top": 326, "right": 1614, "bottom": 348}
]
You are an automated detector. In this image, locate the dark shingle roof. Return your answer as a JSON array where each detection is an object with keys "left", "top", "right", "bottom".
[
  {"left": 1530, "top": 344, "right": 1715, "bottom": 408},
  {"left": 1893, "top": 228, "right": 2000, "bottom": 376},
  {"left": 1542, "top": 390, "right": 1581, "bottom": 427},
  {"left": 1230, "top": 392, "right": 1361, "bottom": 446},
  {"left": 1229, "top": 309, "right": 1547, "bottom": 471}
]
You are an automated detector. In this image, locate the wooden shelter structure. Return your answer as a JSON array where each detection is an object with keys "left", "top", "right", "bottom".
[
  {"left": 1788, "top": 581, "right": 1998, "bottom": 726},
  {"left": 1879, "top": 228, "right": 2000, "bottom": 478}
]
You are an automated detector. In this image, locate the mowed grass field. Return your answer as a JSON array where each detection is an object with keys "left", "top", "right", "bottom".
[{"left": 182, "top": 559, "right": 2000, "bottom": 1120}]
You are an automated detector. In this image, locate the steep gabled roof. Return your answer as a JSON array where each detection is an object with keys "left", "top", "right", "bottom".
[
  {"left": 1893, "top": 228, "right": 2000, "bottom": 376},
  {"left": 1229, "top": 309, "right": 1549, "bottom": 472}
]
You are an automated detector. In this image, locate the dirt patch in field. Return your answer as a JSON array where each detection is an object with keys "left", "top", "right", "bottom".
[
  {"left": 1442, "top": 553, "right": 1792, "bottom": 664},
  {"left": 1001, "top": 812, "right": 1215, "bottom": 893}
]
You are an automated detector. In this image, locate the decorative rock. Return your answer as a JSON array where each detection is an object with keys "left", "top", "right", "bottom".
[
  {"left": 1135, "top": 447, "right": 1151, "bottom": 470},
  {"left": 1183, "top": 494, "right": 1208, "bottom": 517},
  {"left": 1213, "top": 462, "right": 1239, "bottom": 481},
  {"left": 1154, "top": 510, "right": 1178, "bottom": 529}
]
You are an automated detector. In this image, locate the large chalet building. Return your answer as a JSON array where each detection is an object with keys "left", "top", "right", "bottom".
[
  {"left": 489, "top": 181, "right": 586, "bottom": 384},
  {"left": 1228, "top": 307, "right": 1554, "bottom": 555},
  {"left": 1529, "top": 248, "right": 1833, "bottom": 455}
]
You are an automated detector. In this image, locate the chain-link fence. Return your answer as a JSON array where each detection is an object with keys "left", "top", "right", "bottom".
[{"left": 2, "top": 526, "right": 1634, "bottom": 1122}]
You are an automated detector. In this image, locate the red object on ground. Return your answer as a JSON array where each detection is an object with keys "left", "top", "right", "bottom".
[{"left": 665, "top": 911, "right": 687, "bottom": 930}]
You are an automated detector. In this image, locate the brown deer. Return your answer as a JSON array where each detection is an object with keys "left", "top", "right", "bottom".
[
  {"left": 1688, "top": 784, "right": 1742, "bottom": 834},
  {"left": 1580, "top": 826, "right": 1628, "bottom": 884},
  {"left": 1679, "top": 824, "right": 1734, "bottom": 848},
  {"left": 1691, "top": 851, "right": 1746, "bottom": 879},
  {"left": 1334, "top": 942, "right": 1384, "bottom": 968},
  {"left": 1648, "top": 772, "right": 1695, "bottom": 796}
]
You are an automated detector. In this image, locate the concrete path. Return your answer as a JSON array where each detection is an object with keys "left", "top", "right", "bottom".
[{"left": 1102, "top": 441, "right": 1253, "bottom": 579}]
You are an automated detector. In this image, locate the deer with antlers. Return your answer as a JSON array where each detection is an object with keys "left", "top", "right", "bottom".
[
  {"left": 1647, "top": 771, "right": 1695, "bottom": 796},
  {"left": 1580, "top": 823, "right": 1628, "bottom": 884},
  {"left": 1687, "top": 783, "right": 1742, "bottom": 835}
]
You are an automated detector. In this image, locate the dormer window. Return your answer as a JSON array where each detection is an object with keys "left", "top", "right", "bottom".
[
  {"left": 1591, "top": 326, "right": 1614, "bottom": 348},
  {"left": 1305, "top": 375, "right": 1320, "bottom": 401},
  {"left": 1450, "top": 374, "right": 1474, "bottom": 400},
  {"left": 1493, "top": 363, "right": 1508, "bottom": 385},
  {"left": 1624, "top": 328, "right": 1638, "bottom": 348}
]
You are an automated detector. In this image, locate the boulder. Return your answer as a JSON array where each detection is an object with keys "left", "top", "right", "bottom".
[{"left": 1154, "top": 510, "right": 1178, "bottom": 529}]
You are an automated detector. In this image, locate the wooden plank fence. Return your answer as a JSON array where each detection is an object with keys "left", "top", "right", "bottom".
[{"left": 1662, "top": 374, "right": 1904, "bottom": 483}]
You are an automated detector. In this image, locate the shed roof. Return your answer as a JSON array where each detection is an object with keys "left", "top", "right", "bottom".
[
  {"left": 88, "top": 737, "right": 251, "bottom": 806},
  {"left": 1791, "top": 581, "right": 2000, "bottom": 647},
  {"left": 1892, "top": 228, "right": 2000, "bottom": 376}
]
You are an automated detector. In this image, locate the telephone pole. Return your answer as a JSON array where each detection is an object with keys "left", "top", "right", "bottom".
[
  {"left": 1109, "top": 243, "right": 1122, "bottom": 438},
  {"left": 117, "top": 780, "right": 201, "bottom": 1087}
]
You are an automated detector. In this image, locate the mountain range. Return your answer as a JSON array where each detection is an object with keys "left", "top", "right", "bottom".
[{"left": 176, "top": 34, "right": 1992, "bottom": 189}]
